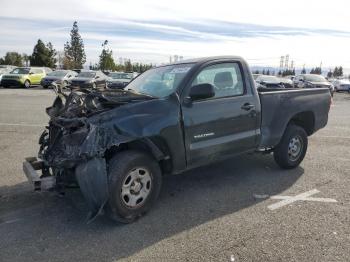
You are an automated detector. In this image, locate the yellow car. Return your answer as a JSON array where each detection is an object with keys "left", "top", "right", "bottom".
[{"left": 1, "top": 67, "right": 48, "bottom": 88}]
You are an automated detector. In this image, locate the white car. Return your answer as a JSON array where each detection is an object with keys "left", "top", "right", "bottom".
[
  {"left": 0, "top": 65, "right": 15, "bottom": 84},
  {"left": 333, "top": 79, "right": 350, "bottom": 92}
]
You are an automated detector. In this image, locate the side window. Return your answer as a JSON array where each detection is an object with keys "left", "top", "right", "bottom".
[
  {"left": 32, "top": 69, "right": 42, "bottom": 74},
  {"left": 191, "top": 63, "right": 244, "bottom": 99}
]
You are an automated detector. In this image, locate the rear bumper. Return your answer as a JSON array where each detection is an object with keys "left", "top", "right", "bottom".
[{"left": 22, "top": 157, "right": 55, "bottom": 191}]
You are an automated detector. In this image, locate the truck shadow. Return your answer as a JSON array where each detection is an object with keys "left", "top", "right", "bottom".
[{"left": 0, "top": 153, "right": 303, "bottom": 262}]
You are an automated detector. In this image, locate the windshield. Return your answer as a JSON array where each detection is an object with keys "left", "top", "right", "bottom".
[
  {"left": 47, "top": 71, "right": 67, "bottom": 77},
  {"left": 304, "top": 75, "right": 326, "bottom": 82},
  {"left": 11, "top": 68, "right": 30, "bottom": 74},
  {"left": 257, "top": 76, "right": 280, "bottom": 83},
  {"left": 126, "top": 64, "right": 194, "bottom": 97},
  {"left": 77, "top": 72, "right": 96, "bottom": 78},
  {"left": 109, "top": 73, "right": 132, "bottom": 79}
]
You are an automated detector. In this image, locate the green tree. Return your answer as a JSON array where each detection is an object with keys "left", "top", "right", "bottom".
[
  {"left": 124, "top": 59, "right": 132, "bottom": 72},
  {"left": 327, "top": 70, "right": 333, "bottom": 78},
  {"left": 98, "top": 40, "right": 115, "bottom": 71},
  {"left": 1, "top": 52, "right": 23, "bottom": 66},
  {"left": 30, "top": 39, "right": 57, "bottom": 67},
  {"left": 63, "top": 21, "right": 86, "bottom": 69},
  {"left": 338, "top": 66, "right": 343, "bottom": 77}
]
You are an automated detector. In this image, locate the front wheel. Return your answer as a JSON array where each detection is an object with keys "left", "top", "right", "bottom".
[
  {"left": 274, "top": 124, "right": 308, "bottom": 169},
  {"left": 106, "top": 150, "right": 162, "bottom": 223},
  {"left": 23, "top": 80, "right": 31, "bottom": 88}
]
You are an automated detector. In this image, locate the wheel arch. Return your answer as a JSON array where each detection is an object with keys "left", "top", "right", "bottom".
[
  {"left": 104, "top": 136, "right": 173, "bottom": 174},
  {"left": 288, "top": 111, "right": 315, "bottom": 136}
]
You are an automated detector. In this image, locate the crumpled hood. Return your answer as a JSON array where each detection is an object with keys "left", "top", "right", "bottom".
[{"left": 40, "top": 89, "right": 165, "bottom": 167}]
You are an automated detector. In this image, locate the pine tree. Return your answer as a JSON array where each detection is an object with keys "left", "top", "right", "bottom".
[
  {"left": 301, "top": 66, "right": 306, "bottom": 74},
  {"left": 30, "top": 39, "right": 57, "bottom": 67},
  {"left": 63, "top": 21, "right": 86, "bottom": 69},
  {"left": 327, "top": 70, "right": 333, "bottom": 78},
  {"left": 98, "top": 40, "right": 115, "bottom": 71},
  {"left": 338, "top": 66, "right": 343, "bottom": 77}
]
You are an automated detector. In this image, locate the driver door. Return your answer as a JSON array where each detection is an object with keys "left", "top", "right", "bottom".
[{"left": 182, "top": 62, "right": 259, "bottom": 167}]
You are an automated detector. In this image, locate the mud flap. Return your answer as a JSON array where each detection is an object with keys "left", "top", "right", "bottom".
[{"left": 75, "top": 157, "right": 109, "bottom": 223}]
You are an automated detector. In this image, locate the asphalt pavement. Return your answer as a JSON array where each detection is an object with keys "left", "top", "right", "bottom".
[{"left": 0, "top": 88, "right": 349, "bottom": 262}]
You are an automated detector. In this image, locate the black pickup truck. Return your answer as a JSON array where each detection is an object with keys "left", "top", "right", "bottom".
[{"left": 23, "top": 56, "right": 331, "bottom": 223}]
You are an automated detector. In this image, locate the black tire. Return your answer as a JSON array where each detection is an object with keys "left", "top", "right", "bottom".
[
  {"left": 24, "top": 80, "right": 30, "bottom": 88},
  {"left": 274, "top": 124, "right": 308, "bottom": 169},
  {"left": 106, "top": 150, "right": 162, "bottom": 223}
]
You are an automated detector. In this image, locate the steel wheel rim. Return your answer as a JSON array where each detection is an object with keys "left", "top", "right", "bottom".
[
  {"left": 288, "top": 135, "right": 303, "bottom": 161},
  {"left": 121, "top": 167, "right": 152, "bottom": 208}
]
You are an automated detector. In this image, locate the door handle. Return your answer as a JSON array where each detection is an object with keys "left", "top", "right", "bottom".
[{"left": 241, "top": 103, "right": 255, "bottom": 111}]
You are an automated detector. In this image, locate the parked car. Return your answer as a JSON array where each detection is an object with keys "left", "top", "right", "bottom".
[
  {"left": 40, "top": 70, "right": 78, "bottom": 88},
  {"left": 107, "top": 72, "right": 134, "bottom": 89},
  {"left": 1, "top": 67, "right": 47, "bottom": 88},
  {"left": 294, "top": 74, "right": 334, "bottom": 95},
  {"left": 278, "top": 77, "right": 294, "bottom": 88},
  {"left": 333, "top": 79, "right": 350, "bottom": 92},
  {"left": 70, "top": 70, "right": 109, "bottom": 89},
  {"left": 0, "top": 65, "right": 16, "bottom": 84},
  {"left": 255, "top": 75, "right": 285, "bottom": 88},
  {"left": 252, "top": 73, "right": 262, "bottom": 80},
  {"left": 284, "top": 75, "right": 295, "bottom": 81},
  {"left": 23, "top": 56, "right": 331, "bottom": 223}
]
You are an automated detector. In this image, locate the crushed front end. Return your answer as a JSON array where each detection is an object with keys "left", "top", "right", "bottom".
[{"left": 23, "top": 85, "right": 151, "bottom": 220}]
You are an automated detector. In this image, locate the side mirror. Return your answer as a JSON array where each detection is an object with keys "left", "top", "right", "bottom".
[
  {"left": 189, "top": 83, "right": 215, "bottom": 100},
  {"left": 29, "top": 72, "right": 34, "bottom": 75},
  {"left": 300, "top": 79, "right": 304, "bottom": 82},
  {"left": 95, "top": 76, "right": 100, "bottom": 79}
]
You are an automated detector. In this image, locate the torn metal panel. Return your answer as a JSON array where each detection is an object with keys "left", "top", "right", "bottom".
[{"left": 75, "top": 157, "right": 109, "bottom": 222}]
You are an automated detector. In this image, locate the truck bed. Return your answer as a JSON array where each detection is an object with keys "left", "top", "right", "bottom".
[{"left": 258, "top": 88, "right": 331, "bottom": 148}]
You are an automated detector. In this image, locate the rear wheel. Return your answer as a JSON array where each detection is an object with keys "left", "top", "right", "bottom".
[
  {"left": 106, "top": 150, "right": 162, "bottom": 223},
  {"left": 274, "top": 124, "right": 308, "bottom": 169},
  {"left": 24, "top": 80, "right": 30, "bottom": 88}
]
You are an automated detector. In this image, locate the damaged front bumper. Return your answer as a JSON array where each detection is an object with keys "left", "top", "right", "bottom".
[
  {"left": 23, "top": 155, "right": 109, "bottom": 222},
  {"left": 22, "top": 157, "right": 56, "bottom": 191}
]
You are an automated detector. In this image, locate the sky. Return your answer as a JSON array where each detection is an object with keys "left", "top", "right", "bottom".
[{"left": 1, "top": 0, "right": 350, "bottom": 70}]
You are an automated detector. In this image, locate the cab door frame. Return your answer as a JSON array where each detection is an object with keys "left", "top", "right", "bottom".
[{"left": 179, "top": 59, "right": 260, "bottom": 168}]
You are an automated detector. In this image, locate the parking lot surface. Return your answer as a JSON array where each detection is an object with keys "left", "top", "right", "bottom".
[{"left": 0, "top": 88, "right": 349, "bottom": 262}]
